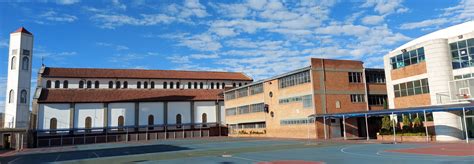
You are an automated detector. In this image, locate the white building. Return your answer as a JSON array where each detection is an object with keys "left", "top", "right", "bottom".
[
  {"left": 384, "top": 21, "right": 474, "bottom": 141},
  {"left": 4, "top": 27, "right": 33, "bottom": 129}
]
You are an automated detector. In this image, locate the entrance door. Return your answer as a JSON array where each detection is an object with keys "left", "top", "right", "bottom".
[
  {"left": 467, "top": 117, "right": 474, "bottom": 138},
  {"left": 3, "top": 134, "right": 11, "bottom": 149}
]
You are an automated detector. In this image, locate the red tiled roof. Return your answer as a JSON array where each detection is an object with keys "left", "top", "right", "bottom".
[
  {"left": 37, "top": 89, "right": 224, "bottom": 103},
  {"left": 42, "top": 67, "right": 253, "bottom": 81},
  {"left": 11, "top": 27, "right": 33, "bottom": 35}
]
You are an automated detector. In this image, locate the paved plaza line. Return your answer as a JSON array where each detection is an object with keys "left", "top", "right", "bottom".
[{"left": 59, "top": 141, "right": 344, "bottom": 163}]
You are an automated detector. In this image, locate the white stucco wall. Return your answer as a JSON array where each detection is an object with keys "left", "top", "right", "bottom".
[
  {"left": 138, "top": 102, "right": 164, "bottom": 126},
  {"left": 108, "top": 103, "right": 135, "bottom": 127},
  {"left": 74, "top": 103, "right": 104, "bottom": 129},
  {"left": 433, "top": 111, "right": 464, "bottom": 141},
  {"left": 194, "top": 101, "right": 217, "bottom": 124},
  {"left": 39, "top": 104, "right": 70, "bottom": 130},
  {"left": 167, "top": 102, "right": 191, "bottom": 124}
]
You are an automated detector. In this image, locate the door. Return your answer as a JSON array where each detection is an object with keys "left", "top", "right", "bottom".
[{"left": 3, "top": 134, "right": 11, "bottom": 149}]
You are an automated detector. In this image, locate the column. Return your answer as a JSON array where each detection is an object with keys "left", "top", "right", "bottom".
[
  {"left": 190, "top": 101, "right": 195, "bottom": 129},
  {"left": 103, "top": 103, "right": 108, "bottom": 132},
  {"left": 69, "top": 103, "right": 75, "bottom": 134},
  {"left": 134, "top": 102, "right": 139, "bottom": 131}
]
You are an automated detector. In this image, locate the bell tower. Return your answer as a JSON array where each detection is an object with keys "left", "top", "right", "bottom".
[{"left": 4, "top": 27, "right": 33, "bottom": 128}]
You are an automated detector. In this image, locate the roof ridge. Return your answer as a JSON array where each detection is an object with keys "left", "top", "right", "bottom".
[{"left": 45, "top": 67, "right": 246, "bottom": 74}]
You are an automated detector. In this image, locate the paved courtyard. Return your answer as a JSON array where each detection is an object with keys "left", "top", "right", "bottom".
[{"left": 0, "top": 137, "right": 473, "bottom": 164}]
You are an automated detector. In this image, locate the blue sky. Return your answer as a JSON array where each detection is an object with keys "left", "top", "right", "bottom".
[{"left": 0, "top": 0, "right": 473, "bottom": 112}]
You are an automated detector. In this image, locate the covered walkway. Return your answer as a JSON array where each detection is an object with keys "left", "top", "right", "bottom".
[{"left": 309, "top": 103, "right": 474, "bottom": 143}]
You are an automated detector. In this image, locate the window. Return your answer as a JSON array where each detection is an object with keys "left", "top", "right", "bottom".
[
  {"left": 94, "top": 81, "right": 99, "bottom": 88},
  {"left": 222, "top": 83, "right": 225, "bottom": 88},
  {"left": 22, "top": 49, "right": 30, "bottom": 56},
  {"left": 148, "top": 115, "right": 154, "bottom": 130},
  {"left": 216, "top": 83, "right": 220, "bottom": 89},
  {"left": 55, "top": 80, "right": 60, "bottom": 88},
  {"left": 46, "top": 80, "right": 52, "bottom": 88},
  {"left": 278, "top": 71, "right": 310, "bottom": 88},
  {"left": 50, "top": 118, "right": 57, "bottom": 131},
  {"left": 302, "top": 95, "right": 312, "bottom": 108},
  {"left": 348, "top": 72, "right": 363, "bottom": 83},
  {"left": 176, "top": 82, "right": 180, "bottom": 89},
  {"left": 63, "top": 80, "right": 68, "bottom": 88},
  {"left": 194, "top": 82, "right": 197, "bottom": 89},
  {"left": 237, "top": 87, "right": 248, "bottom": 97},
  {"left": 211, "top": 82, "right": 214, "bottom": 89},
  {"left": 9, "top": 90, "right": 14, "bottom": 103},
  {"left": 390, "top": 47, "right": 425, "bottom": 69},
  {"left": 176, "top": 114, "right": 182, "bottom": 128},
  {"left": 20, "top": 90, "right": 27, "bottom": 103},
  {"left": 225, "top": 91, "right": 236, "bottom": 100},
  {"left": 200, "top": 82, "right": 203, "bottom": 89},
  {"left": 170, "top": 82, "right": 174, "bottom": 89},
  {"left": 238, "top": 105, "right": 250, "bottom": 114},
  {"left": 249, "top": 83, "right": 263, "bottom": 95},
  {"left": 123, "top": 81, "right": 128, "bottom": 88},
  {"left": 79, "top": 81, "right": 84, "bottom": 88},
  {"left": 365, "top": 70, "right": 385, "bottom": 83},
  {"left": 279, "top": 95, "right": 312, "bottom": 108},
  {"left": 233, "top": 83, "right": 236, "bottom": 87},
  {"left": 451, "top": 39, "right": 474, "bottom": 69},
  {"left": 87, "top": 81, "right": 92, "bottom": 88},
  {"left": 350, "top": 94, "right": 365, "bottom": 103},
  {"left": 109, "top": 81, "right": 114, "bottom": 88},
  {"left": 11, "top": 56, "right": 16, "bottom": 70},
  {"left": 226, "top": 108, "right": 237, "bottom": 116},
  {"left": 280, "top": 118, "right": 315, "bottom": 125},
  {"left": 336, "top": 101, "right": 341, "bottom": 109},
  {"left": 393, "top": 78, "right": 429, "bottom": 98},
  {"left": 188, "top": 82, "right": 192, "bottom": 89},
  {"left": 250, "top": 103, "right": 264, "bottom": 113},
  {"left": 137, "top": 82, "right": 142, "bottom": 89},
  {"left": 116, "top": 81, "right": 121, "bottom": 89},
  {"left": 368, "top": 95, "right": 387, "bottom": 106},
  {"left": 151, "top": 82, "right": 155, "bottom": 89},
  {"left": 163, "top": 82, "right": 167, "bottom": 89},
  {"left": 144, "top": 82, "right": 148, "bottom": 88},
  {"left": 22, "top": 57, "right": 29, "bottom": 70},
  {"left": 239, "top": 83, "right": 242, "bottom": 87},
  {"left": 85, "top": 117, "right": 92, "bottom": 133},
  {"left": 202, "top": 113, "right": 207, "bottom": 127}
]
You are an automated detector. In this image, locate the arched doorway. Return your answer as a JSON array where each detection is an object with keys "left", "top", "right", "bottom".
[
  {"left": 50, "top": 118, "right": 57, "bottom": 134},
  {"left": 85, "top": 117, "right": 92, "bottom": 133},
  {"left": 118, "top": 116, "right": 124, "bottom": 131},
  {"left": 148, "top": 115, "right": 154, "bottom": 130},
  {"left": 176, "top": 114, "right": 182, "bottom": 128},
  {"left": 202, "top": 113, "right": 207, "bottom": 127}
]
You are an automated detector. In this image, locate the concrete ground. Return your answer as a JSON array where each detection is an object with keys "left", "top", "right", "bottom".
[{"left": 0, "top": 137, "right": 473, "bottom": 164}]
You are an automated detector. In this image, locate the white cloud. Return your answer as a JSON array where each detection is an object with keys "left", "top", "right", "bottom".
[
  {"left": 247, "top": 0, "right": 267, "bottom": 10},
  {"left": 167, "top": 55, "right": 191, "bottom": 64},
  {"left": 190, "top": 53, "right": 219, "bottom": 59},
  {"left": 96, "top": 42, "right": 129, "bottom": 51},
  {"left": 0, "top": 39, "right": 8, "bottom": 48},
  {"left": 361, "top": 0, "right": 406, "bottom": 15},
  {"left": 91, "top": 13, "right": 175, "bottom": 29},
  {"left": 38, "top": 10, "right": 78, "bottom": 23},
  {"left": 55, "top": 0, "right": 79, "bottom": 5},
  {"left": 361, "top": 15, "right": 384, "bottom": 25},
  {"left": 399, "top": 18, "right": 449, "bottom": 29},
  {"left": 400, "top": 0, "right": 474, "bottom": 30},
  {"left": 112, "top": 0, "right": 127, "bottom": 10}
]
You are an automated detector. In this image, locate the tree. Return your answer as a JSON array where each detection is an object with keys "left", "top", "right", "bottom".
[
  {"left": 381, "top": 115, "right": 392, "bottom": 133},
  {"left": 402, "top": 115, "right": 412, "bottom": 133},
  {"left": 412, "top": 116, "right": 423, "bottom": 132}
]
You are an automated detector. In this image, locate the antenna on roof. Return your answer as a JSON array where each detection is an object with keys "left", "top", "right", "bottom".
[{"left": 41, "top": 56, "right": 45, "bottom": 66}]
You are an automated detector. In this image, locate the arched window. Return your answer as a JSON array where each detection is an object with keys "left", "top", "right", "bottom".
[
  {"left": 79, "top": 81, "right": 84, "bottom": 88},
  {"left": 151, "top": 82, "right": 155, "bottom": 88},
  {"left": 87, "top": 81, "right": 92, "bottom": 88},
  {"left": 9, "top": 90, "right": 14, "bottom": 103},
  {"left": 144, "top": 81, "right": 148, "bottom": 88},
  {"left": 222, "top": 83, "right": 225, "bottom": 89},
  {"left": 148, "top": 115, "right": 154, "bottom": 130},
  {"left": 55, "top": 80, "right": 60, "bottom": 88},
  {"left": 188, "top": 82, "right": 192, "bottom": 89},
  {"left": 211, "top": 82, "right": 214, "bottom": 89},
  {"left": 233, "top": 83, "right": 236, "bottom": 88},
  {"left": 22, "top": 57, "right": 29, "bottom": 70},
  {"left": 109, "top": 81, "right": 114, "bottom": 88},
  {"left": 216, "top": 83, "right": 220, "bottom": 89},
  {"left": 11, "top": 56, "right": 16, "bottom": 70},
  {"left": 200, "top": 82, "right": 204, "bottom": 89},
  {"left": 239, "top": 83, "right": 242, "bottom": 87},
  {"left": 194, "top": 82, "right": 198, "bottom": 89},
  {"left": 245, "top": 83, "right": 248, "bottom": 85},
  {"left": 176, "top": 114, "right": 182, "bottom": 128},
  {"left": 63, "top": 80, "right": 68, "bottom": 88},
  {"left": 20, "top": 90, "right": 27, "bottom": 104},
  {"left": 118, "top": 116, "right": 124, "bottom": 131},
  {"left": 176, "top": 82, "right": 180, "bottom": 89},
  {"left": 170, "top": 82, "right": 174, "bottom": 89},
  {"left": 85, "top": 117, "right": 92, "bottom": 133},
  {"left": 137, "top": 82, "right": 141, "bottom": 89},
  {"left": 50, "top": 118, "right": 57, "bottom": 133},
  {"left": 116, "top": 81, "right": 121, "bottom": 89},
  {"left": 202, "top": 113, "right": 207, "bottom": 127},
  {"left": 163, "top": 82, "right": 167, "bottom": 89},
  {"left": 46, "top": 80, "right": 52, "bottom": 88},
  {"left": 123, "top": 81, "right": 128, "bottom": 88},
  {"left": 94, "top": 81, "right": 99, "bottom": 88}
]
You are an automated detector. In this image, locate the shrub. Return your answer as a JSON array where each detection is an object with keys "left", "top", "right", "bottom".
[{"left": 381, "top": 116, "right": 392, "bottom": 131}]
